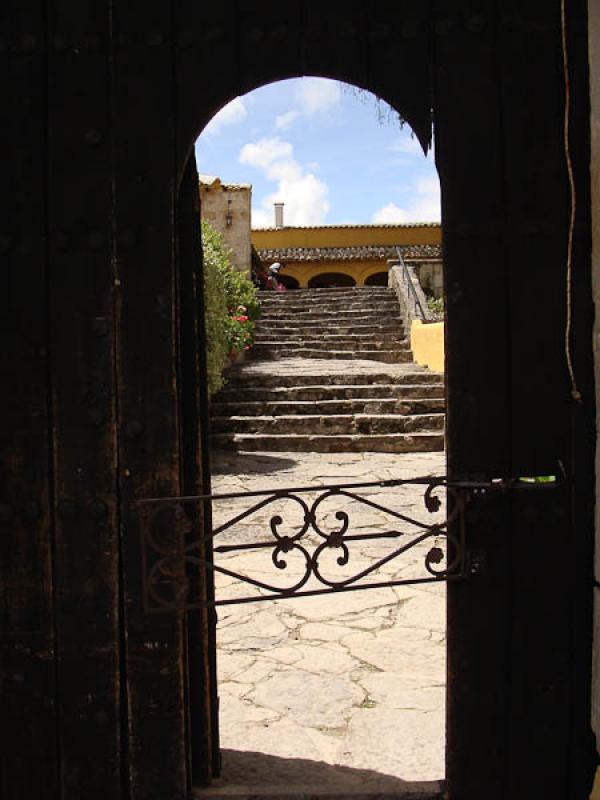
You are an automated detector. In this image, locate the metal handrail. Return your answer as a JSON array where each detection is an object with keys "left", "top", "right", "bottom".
[{"left": 395, "top": 247, "right": 429, "bottom": 321}]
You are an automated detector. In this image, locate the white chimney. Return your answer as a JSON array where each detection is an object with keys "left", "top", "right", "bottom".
[{"left": 274, "top": 202, "right": 284, "bottom": 229}]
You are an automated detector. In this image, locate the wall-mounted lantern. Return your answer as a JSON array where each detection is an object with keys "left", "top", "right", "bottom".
[{"left": 226, "top": 197, "right": 233, "bottom": 227}]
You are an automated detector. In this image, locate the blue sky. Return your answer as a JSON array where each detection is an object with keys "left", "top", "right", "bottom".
[{"left": 195, "top": 78, "right": 440, "bottom": 229}]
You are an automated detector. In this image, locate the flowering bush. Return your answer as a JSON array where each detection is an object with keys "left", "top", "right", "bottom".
[
  {"left": 224, "top": 306, "right": 254, "bottom": 356},
  {"left": 201, "top": 221, "right": 258, "bottom": 395}
]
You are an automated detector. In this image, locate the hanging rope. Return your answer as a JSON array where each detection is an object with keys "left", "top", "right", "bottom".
[{"left": 561, "top": 0, "right": 582, "bottom": 403}]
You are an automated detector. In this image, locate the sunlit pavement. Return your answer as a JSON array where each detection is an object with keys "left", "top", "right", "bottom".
[{"left": 208, "top": 450, "right": 446, "bottom": 793}]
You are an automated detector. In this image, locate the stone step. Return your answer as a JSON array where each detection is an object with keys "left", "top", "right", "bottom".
[
  {"left": 210, "top": 432, "right": 445, "bottom": 453},
  {"left": 257, "top": 288, "right": 394, "bottom": 299},
  {"left": 256, "top": 322, "right": 405, "bottom": 336},
  {"left": 211, "top": 413, "right": 444, "bottom": 436},
  {"left": 254, "top": 329, "right": 404, "bottom": 340},
  {"left": 213, "top": 283, "right": 445, "bottom": 454},
  {"left": 221, "top": 370, "right": 443, "bottom": 388},
  {"left": 260, "top": 300, "right": 400, "bottom": 315},
  {"left": 247, "top": 346, "right": 413, "bottom": 363},
  {"left": 259, "top": 295, "right": 396, "bottom": 306},
  {"left": 251, "top": 338, "right": 411, "bottom": 352},
  {"left": 215, "top": 383, "right": 445, "bottom": 402},
  {"left": 258, "top": 312, "right": 404, "bottom": 325},
  {"left": 211, "top": 397, "right": 445, "bottom": 417}
]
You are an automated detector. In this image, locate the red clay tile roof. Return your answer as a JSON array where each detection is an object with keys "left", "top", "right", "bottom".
[{"left": 256, "top": 244, "right": 441, "bottom": 263}]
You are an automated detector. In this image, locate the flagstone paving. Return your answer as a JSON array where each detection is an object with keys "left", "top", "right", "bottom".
[{"left": 208, "top": 449, "right": 447, "bottom": 795}]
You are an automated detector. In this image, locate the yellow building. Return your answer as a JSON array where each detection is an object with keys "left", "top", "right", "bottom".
[{"left": 252, "top": 220, "right": 442, "bottom": 290}]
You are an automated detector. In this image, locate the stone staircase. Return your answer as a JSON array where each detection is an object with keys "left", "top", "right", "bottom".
[
  {"left": 249, "top": 287, "right": 412, "bottom": 364},
  {"left": 210, "top": 287, "right": 445, "bottom": 453}
]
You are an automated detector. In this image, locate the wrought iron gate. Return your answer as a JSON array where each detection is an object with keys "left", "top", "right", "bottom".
[{"left": 138, "top": 475, "right": 558, "bottom": 613}]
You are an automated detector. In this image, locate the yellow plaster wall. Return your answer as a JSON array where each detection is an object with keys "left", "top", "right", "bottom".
[
  {"left": 282, "top": 260, "right": 388, "bottom": 288},
  {"left": 252, "top": 223, "right": 441, "bottom": 249},
  {"left": 410, "top": 320, "right": 445, "bottom": 373}
]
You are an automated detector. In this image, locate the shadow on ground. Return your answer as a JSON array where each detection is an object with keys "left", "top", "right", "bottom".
[
  {"left": 210, "top": 451, "right": 299, "bottom": 476},
  {"left": 194, "top": 749, "right": 443, "bottom": 799}
]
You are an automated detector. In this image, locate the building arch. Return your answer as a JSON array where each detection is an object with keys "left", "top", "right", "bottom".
[
  {"left": 364, "top": 270, "right": 389, "bottom": 287},
  {"left": 307, "top": 271, "right": 356, "bottom": 288},
  {"left": 277, "top": 274, "right": 300, "bottom": 291},
  {"left": 357, "top": 263, "right": 392, "bottom": 286}
]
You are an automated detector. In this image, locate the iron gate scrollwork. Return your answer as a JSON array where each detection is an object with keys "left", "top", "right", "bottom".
[
  {"left": 138, "top": 475, "right": 560, "bottom": 613},
  {"left": 138, "top": 476, "right": 471, "bottom": 613}
]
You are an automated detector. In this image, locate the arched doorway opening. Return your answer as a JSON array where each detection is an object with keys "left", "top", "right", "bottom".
[
  {"left": 308, "top": 271, "right": 357, "bottom": 288},
  {"left": 187, "top": 76, "right": 445, "bottom": 792},
  {"left": 365, "top": 271, "right": 389, "bottom": 287},
  {"left": 277, "top": 274, "right": 300, "bottom": 291}
]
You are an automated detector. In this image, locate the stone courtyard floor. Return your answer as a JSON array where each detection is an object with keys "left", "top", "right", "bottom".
[{"left": 206, "top": 449, "right": 447, "bottom": 797}]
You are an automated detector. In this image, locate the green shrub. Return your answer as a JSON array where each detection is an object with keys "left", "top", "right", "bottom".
[
  {"left": 427, "top": 295, "right": 444, "bottom": 316},
  {"left": 201, "top": 220, "right": 259, "bottom": 396},
  {"left": 218, "top": 259, "right": 260, "bottom": 322},
  {"left": 201, "top": 222, "right": 228, "bottom": 396}
]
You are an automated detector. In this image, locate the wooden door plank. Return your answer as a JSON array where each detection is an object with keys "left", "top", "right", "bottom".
[
  {"left": 236, "top": 0, "right": 303, "bottom": 96},
  {"left": 500, "top": 1, "right": 570, "bottom": 474},
  {"left": 175, "top": 157, "right": 220, "bottom": 784},
  {"left": 301, "top": 0, "right": 369, "bottom": 90},
  {"left": 500, "top": 6, "right": 570, "bottom": 795},
  {"left": 564, "top": 1, "right": 597, "bottom": 793},
  {"left": 174, "top": 2, "right": 238, "bottom": 155},
  {"left": 433, "top": 2, "right": 512, "bottom": 797},
  {"left": 113, "top": 2, "right": 189, "bottom": 796},
  {"left": 46, "top": 0, "right": 122, "bottom": 797},
  {"left": 174, "top": 4, "right": 239, "bottom": 784},
  {"left": 367, "top": 0, "right": 433, "bottom": 152},
  {"left": 500, "top": 1, "right": 596, "bottom": 795},
  {"left": 0, "top": 3, "right": 58, "bottom": 797}
]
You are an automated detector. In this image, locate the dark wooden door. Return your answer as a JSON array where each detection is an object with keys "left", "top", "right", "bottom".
[
  {"left": 436, "top": 3, "right": 595, "bottom": 796},
  {"left": 0, "top": 1, "right": 595, "bottom": 799}
]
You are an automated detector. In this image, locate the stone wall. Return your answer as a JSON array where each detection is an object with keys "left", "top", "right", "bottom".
[
  {"left": 414, "top": 261, "right": 443, "bottom": 299},
  {"left": 200, "top": 181, "right": 252, "bottom": 275}
]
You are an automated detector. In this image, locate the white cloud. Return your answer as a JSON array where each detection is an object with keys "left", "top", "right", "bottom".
[
  {"left": 239, "top": 137, "right": 293, "bottom": 170},
  {"left": 372, "top": 203, "right": 409, "bottom": 224},
  {"left": 372, "top": 175, "right": 441, "bottom": 224},
  {"left": 295, "top": 78, "right": 341, "bottom": 115},
  {"left": 239, "top": 135, "right": 330, "bottom": 227},
  {"left": 251, "top": 208, "right": 272, "bottom": 228},
  {"left": 275, "top": 110, "right": 300, "bottom": 130},
  {"left": 262, "top": 174, "right": 329, "bottom": 226},
  {"left": 272, "top": 78, "right": 342, "bottom": 131},
  {"left": 202, "top": 97, "right": 247, "bottom": 137}
]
